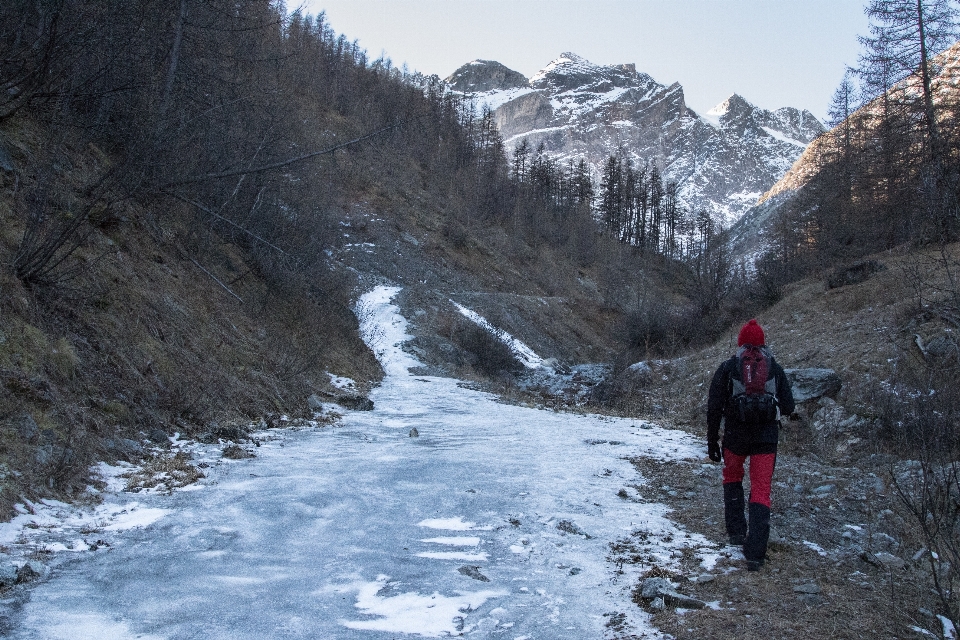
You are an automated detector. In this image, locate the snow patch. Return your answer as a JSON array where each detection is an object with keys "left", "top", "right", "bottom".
[
  {"left": 340, "top": 575, "right": 506, "bottom": 637},
  {"left": 39, "top": 614, "right": 166, "bottom": 640},
  {"left": 421, "top": 536, "right": 481, "bottom": 546},
  {"left": 418, "top": 516, "right": 491, "bottom": 531},
  {"left": 451, "top": 301, "right": 543, "bottom": 368},
  {"left": 760, "top": 126, "right": 807, "bottom": 147},
  {"left": 415, "top": 551, "right": 490, "bottom": 561},
  {"left": 327, "top": 372, "right": 357, "bottom": 390}
]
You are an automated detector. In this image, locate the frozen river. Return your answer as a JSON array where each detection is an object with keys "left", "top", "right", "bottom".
[{"left": 8, "top": 286, "right": 710, "bottom": 639}]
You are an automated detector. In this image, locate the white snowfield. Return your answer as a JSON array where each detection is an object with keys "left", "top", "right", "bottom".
[{"left": 8, "top": 285, "right": 716, "bottom": 639}]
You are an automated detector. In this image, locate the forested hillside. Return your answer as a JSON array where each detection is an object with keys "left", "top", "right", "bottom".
[{"left": 0, "top": 3, "right": 698, "bottom": 516}]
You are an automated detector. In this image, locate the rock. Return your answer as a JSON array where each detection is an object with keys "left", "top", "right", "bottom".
[
  {"left": 146, "top": 429, "right": 169, "bottom": 445},
  {"left": 334, "top": 394, "right": 374, "bottom": 411},
  {"left": 457, "top": 565, "right": 490, "bottom": 582},
  {"left": 15, "top": 415, "right": 39, "bottom": 442},
  {"left": 409, "top": 428, "right": 419, "bottom": 437},
  {"left": 785, "top": 368, "right": 842, "bottom": 403},
  {"left": 812, "top": 484, "right": 836, "bottom": 494},
  {"left": 0, "top": 563, "right": 17, "bottom": 587},
  {"left": 541, "top": 358, "right": 571, "bottom": 374},
  {"left": 662, "top": 591, "right": 707, "bottom": 609},
  {"left": 640, "top": 577, "right": 674, "bottom": 599},
  {"left": 34, "top": 445, "right": 53, "bottom": 466},
  {"left": 638, "top": 577, "right": 706, "bottom": 609},
  {"left": 873, "top": 552, "right": 906, "bottom": 570},
  {"left": 401, "top": 232, "right": 420, "bottom": 247},
  {"left": 650, "top": 597, "right": 665, "bottom": 611},
  {"left": 16, "top": 560, "right": 49, "bottom": 583},
  {"left": 210, "top": 424, "right": 248, "bottom": 442},
  {"left": 768, "top": 526, "right": 786, "bottom": 547},
  {"left": 307, "top": 394, "right": 324, "bottom": 411},
  {"left": 623, "top": 361, "right": 653, "bottom": 386},
  {"left": 826, "top": 260, "right": 886, "bottom": 289},
  {"left": 693, "top": 573, "right": 715, "bottom": 584},
  {"left": 793, "top": 583, "right": 820, "bottom": 594},
  {"left": 556, "top": 520, "right": 591, "bottom": 538},
  {"left": 103, "top": 437, "right": 144, "bottom": 458}
]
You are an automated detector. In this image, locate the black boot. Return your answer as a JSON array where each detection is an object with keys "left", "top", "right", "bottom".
[
  {"left": 723, "top": 482, "right": 747, "bottom": 545},
  {"left": 744, "top": 502, "right": 771, "bottom": 569}
]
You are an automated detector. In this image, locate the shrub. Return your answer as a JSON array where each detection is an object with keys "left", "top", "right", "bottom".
[{"left": 453, "top": 323, "right": 523, "bottom": 377}]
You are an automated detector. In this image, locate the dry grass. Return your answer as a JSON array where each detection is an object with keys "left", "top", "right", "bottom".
[
  {"left": 123, "top": 451, "right": 205, "bottom": 494},
  {"left": 0, "top": 115, "right": 382, "bottom": 517},
  {"left": 619, "top": 455, "right": 928, "bottom": 639}
]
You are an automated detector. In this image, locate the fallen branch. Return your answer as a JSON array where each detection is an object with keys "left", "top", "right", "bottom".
[{"left": 189, "top": 257, "right": 243, "bottom": 303}]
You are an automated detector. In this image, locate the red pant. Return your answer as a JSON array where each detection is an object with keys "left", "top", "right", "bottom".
[{"left": 722, "top": 450, "right": 776, "bottom": 508}]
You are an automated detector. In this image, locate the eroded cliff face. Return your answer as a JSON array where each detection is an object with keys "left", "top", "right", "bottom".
[{"left": 446, "top": 54, "right": 824, "bottom": 226}]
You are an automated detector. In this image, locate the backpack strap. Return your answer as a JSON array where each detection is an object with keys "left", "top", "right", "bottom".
[{"left": 732, "top": 378, "right": 746, "bottom": 396}]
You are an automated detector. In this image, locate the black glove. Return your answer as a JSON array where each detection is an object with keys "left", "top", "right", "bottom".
[{"left": 708, "top": 440, "right": 722, "bottom": 462}]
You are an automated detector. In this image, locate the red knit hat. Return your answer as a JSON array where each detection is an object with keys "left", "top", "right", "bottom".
[{"left": 737, "top": 319, "right": 765, "bottom": 346}]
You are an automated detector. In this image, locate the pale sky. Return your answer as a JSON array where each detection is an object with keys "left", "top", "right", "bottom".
[{"left": 298, "top": 1, "right": 871, "bottom": 122}]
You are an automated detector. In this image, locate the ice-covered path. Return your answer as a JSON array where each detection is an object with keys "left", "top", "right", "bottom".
[{"left": 10, "top": 286, "right": 711, "bottom": 639}]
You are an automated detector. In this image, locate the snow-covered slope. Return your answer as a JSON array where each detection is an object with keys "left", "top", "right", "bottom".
[{"left": 446, "top": 54, "right": 825, "bottom": 226}]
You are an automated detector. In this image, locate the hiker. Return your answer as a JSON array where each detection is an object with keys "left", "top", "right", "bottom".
[{"left": 706, "top": 319, "right": 795, "bottom": 571}]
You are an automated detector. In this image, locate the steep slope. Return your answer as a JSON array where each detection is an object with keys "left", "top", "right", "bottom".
[
  {"left": 730, "top": 40, "right": 960, "bottom": 260},
  {"left": 446, "top": 54, "right": 824, "bottom": 226}
]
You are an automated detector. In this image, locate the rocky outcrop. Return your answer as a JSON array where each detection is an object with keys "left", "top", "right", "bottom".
[
  {"left": 785, "top": 368, "right": 842, "bottom": 404},
  {"left": 446, "top": 53, "right": 824, "bottom": 226},
  {"left": 445, "top": 59, "right": 528, "bottom": 93}
]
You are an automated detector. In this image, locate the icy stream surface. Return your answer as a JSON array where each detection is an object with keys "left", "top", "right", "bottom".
[{"left": 10, "top": 286, "right": 710, "bottom": 639}]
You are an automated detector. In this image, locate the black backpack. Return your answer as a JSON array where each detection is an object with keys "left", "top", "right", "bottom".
[{"left": 728, "top": 345, "right": 779, "bottom": 425}]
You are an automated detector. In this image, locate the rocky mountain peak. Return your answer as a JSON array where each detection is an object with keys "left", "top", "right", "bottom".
[
  {"left": 444, "top": 59, "right": 528, "bottom": 93},
  {"left": 448, "top": 54, "right": 824, "bottom": 225},
  {"left": 705, "top": 94, "right": 754, "bottom": 124},
  {"left": 529, "top": 52, "right": 646, "bottom": 92}
]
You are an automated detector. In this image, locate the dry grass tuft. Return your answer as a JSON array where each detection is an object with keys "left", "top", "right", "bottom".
[{"left": 122, "top": 451, "right": 204, "bottom": 494}]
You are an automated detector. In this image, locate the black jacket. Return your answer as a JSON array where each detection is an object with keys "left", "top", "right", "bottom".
[{"left": 707, "top": 349, "right": 795, "bottom": 456}]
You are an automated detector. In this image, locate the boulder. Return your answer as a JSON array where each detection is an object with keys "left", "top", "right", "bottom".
[
  {"left": 146, "top": 428, "right": 169, "bottom": 445},
  {"left": 307, "top": 394, "right": 324, "bottom": 411},
  {"left": 623, "top": 361, "right": 653, "bottom": 386},
  {"left": 204, "top": 424, "right": 249, "bottom": 442},
  {"left": 334, "top": 394, "right": 374, "bottom": 411},
  {"left": 873, "top": 551, "right": 906, "bottom": 570},
  {"left": 16, "top": 560, "right": 49, "bottom": 583},
  {"left": 785, "top": 368, "right": 842, "bottom": 403},
  {"left": 640, "top": 577, "right": 674, "bottom": 599},
  {"left": 457, "top": 565, "right": 490, "bottom": 582},
  {"left": 793, "top": 582, "right": 821, "bottom": 594}
]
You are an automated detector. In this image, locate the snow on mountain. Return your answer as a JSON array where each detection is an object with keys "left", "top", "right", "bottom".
[{"left": 445, "top": 54, "right": 825, "bottom": 227}]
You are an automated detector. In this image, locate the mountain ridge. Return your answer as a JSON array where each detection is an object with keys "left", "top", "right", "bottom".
[{"left": 445, "top": 54, "right": 825, "bottom": 226}]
